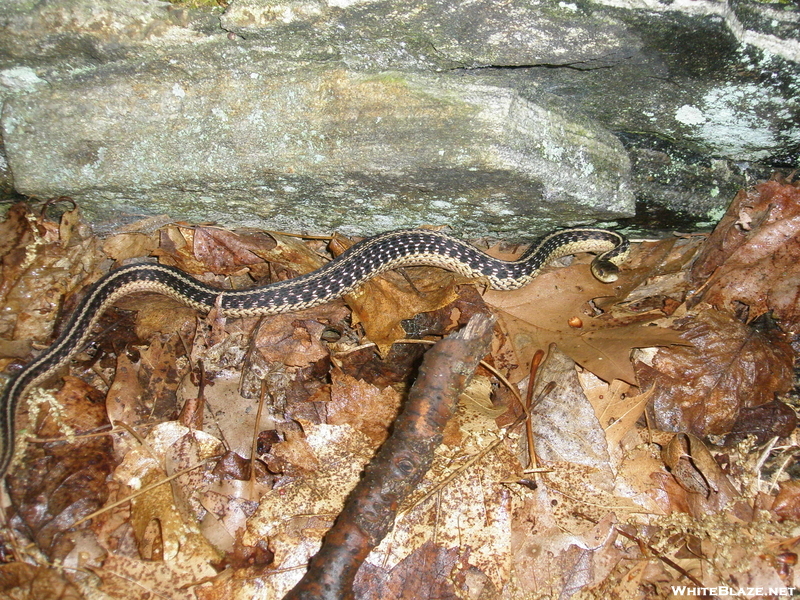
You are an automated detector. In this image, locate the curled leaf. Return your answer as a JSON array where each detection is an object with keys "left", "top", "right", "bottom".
[{"left": 636, "top": 307, "right": 793, "bottom": 436}]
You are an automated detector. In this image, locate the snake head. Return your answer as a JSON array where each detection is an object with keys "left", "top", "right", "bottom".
[{"left": 590, "top": 259, "right": 621, "bottom": 283}]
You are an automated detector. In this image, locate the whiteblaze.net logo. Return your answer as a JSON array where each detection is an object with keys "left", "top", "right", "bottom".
[{"left": 671, "top": 586, "right": 797, "bottom": 597}]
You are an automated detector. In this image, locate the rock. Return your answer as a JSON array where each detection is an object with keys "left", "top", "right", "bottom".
[
  {"left": 2, "top": 51, "right": 633, "bottom": 236},
  {"left": 220, "top": 0, "right": 639, "bottom": 70},
  {"left": 0, "top": 0, "right": 797, "bottom": 235}
]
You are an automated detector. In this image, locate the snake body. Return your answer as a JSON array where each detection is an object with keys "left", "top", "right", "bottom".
[{"left": 0, "top": 227, "right": 628, "bottom": 477}]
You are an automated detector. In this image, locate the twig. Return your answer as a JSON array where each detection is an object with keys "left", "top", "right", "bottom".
[
  {"left": 575, "top": 511, "right": 712, "bottom": 593},
  {"left": 71, "top": 456, "right": 219, "bottom": 527},
  {"left": 252, "top": 380, "right": 269, "bottom": 482},
  {"left": 524, "top": 349, "right": 545, "bottom": 471},
  {"left": 282, "top": 314, "right": 496, "bottom": 600},
  {"left": 333, "top": 338, "right": 524, "bottom": 411}
]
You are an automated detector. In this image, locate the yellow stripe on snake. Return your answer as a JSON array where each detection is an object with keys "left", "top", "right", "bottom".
[{"left": 0, "top": 227, "right": 629, "bottom": 477}]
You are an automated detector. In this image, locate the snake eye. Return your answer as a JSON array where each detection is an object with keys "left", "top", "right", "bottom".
[{"left": 591, "top": 260, "right": 620, "bottom": 283}]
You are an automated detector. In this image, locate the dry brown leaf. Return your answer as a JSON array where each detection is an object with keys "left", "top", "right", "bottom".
[
  {"left": 636, "top": 306, "right": 794, "bottom": 436},
  {"left": 661, "top": 433, "right": 741, "bottom": 517},
  {"left": 528, "top": 346, "right": 613, "bottom": 478},
  {"left": 136, "top": 335, "right": 187, "bottom": 417},
  {"left": 0, "top": 562, "right": 82, "bottom": 600},
  {"left": 114, "top": 293, "right": 196, "bottom": 338},
  {"left": 326, "top": 369, "right": 402, "bottom": 445},
  {"left": 199, "top": 480, "right": 268, "bottom": 553},
  {"left": 0, "top": 338, "right": 32, "bottom": 360},
  {"left": 727, "top": 398, "right": 798, "bottom": 444},
  {"left": 371, "top": 416, "right": 519, "bottom": 594},
  {"left": 0, "top": 202, "right": 32, "bottom": 259},
  {"left": 328, "top": 234, "right": 473, "bottom": 353},
  {"left": 105, "top": 352, "right": 145, "bottom": 434},
  {"left": 260, "top": 231, "right": 328, "bottom": 275},
  {"left": 690, "top": 178, "right": 800, "bottom": 330},
  {"left": 112, "top": 423, "right": 223, "bottom": 566},
  {"left": 102, "top": 231, "right": 159, "bottom": 261},
  {"left": 178, "top": 365, "right": 273, "bottom": 460},
  {"left": 241, "top": 421, "right": 377, "bottom": 596},
  {"left": 129, "top": 467, "right": 193, "bottom": 561},
  {"left": 250, "top": 314, "right": 330, "bottom": 368},
  {"left": 345, "top": 268, "right": 468, "bottom": 354},
  {"left": 565, "top": 321, "right": 684, "bottom": 385},
  {"left": 611, "top": 443, "right": 669, "bottom": 515},
  {"left": 193, "top": 227, "right": 276, "bottom": 277},
  {"left": 539, "top": 464, "right": 645, "bottom": 532},
  {"left": 241, "top": 305, "right": 349, "bottom": 406},
  {"left": 99, "top": 551, "right": 218, "bottom": 600},
  {"left": 459, "top": 375, "right": 508, "bottom": 419},
  {"left": 574, "top": 377, "right": 666, "bottom": 514},
  {"left": 269, "top": 427, "right": 323, "bottom": 474},
  {"left": 165, "top": 428, "right": 227, "bottom": 523},
  {"left": 105, "top": 334, "right": 187, "bottom": 451},
  {"left": 578, "top": 373, "right": 650, "bottom": 462},
  {"left": 486, "top": 263, "right": 682, "bottom": 384},
  {"left": 235, "top": 404, "right": 519, "bottom": 598},
  {"left": 8, "top": 376, "right": 113, "bottom": 559},
  {"left": 153, "top": 225, "right": 208, "bottom": 274},
  {"left": 509, "top": 492, "right": 626, "bottom": 598},
  {"left": 772, "top": 481, "right": 800, "bottom": 521},
  {"left": 0, "top": 205, "right": 104, "bottom": 346},
  {"left": 57, "top": 204, "right": 84, "bottom": 247},
  {"left": 155, "top": 223, "right": 282, "bottom": 285},
  {"left": 649, "top": 473, "right": 689, "bottom": 517},
  {"left": 354, "top": 542, "right": 463, "bottom": 600}
]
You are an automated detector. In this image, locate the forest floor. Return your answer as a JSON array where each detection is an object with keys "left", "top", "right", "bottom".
[{"left": 0, "top": 178, "right": 799, "bottom": 599}]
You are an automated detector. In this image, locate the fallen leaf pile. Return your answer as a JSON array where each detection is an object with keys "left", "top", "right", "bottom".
[{"left": 0, "top": 177, "right": 799, "bottom": 599}]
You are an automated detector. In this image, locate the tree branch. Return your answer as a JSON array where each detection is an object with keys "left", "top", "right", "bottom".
[{"left": 283, "top": 314, "right": 496, "bottom": 600}]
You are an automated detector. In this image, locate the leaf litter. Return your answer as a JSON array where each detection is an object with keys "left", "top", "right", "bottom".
[{"left": 0, "top": 177, "right": 799, "bottom": 599}]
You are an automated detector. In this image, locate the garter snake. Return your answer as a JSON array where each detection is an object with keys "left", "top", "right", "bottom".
[{"left": 0, "top": 227, "right": 628, "bottom": 477}]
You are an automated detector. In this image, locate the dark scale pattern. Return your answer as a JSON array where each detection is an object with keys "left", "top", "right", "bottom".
[{"left": 0, "top": 227, "right": 628, "bottom": 477}]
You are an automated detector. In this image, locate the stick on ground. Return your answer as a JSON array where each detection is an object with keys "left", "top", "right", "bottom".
[{"left": 283, "top": 313, "right": 496, "bottom": 600}]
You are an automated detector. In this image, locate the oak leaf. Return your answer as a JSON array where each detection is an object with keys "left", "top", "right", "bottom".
[{"left": 485, "top": 263, "right": 682, "bottom": 384}]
